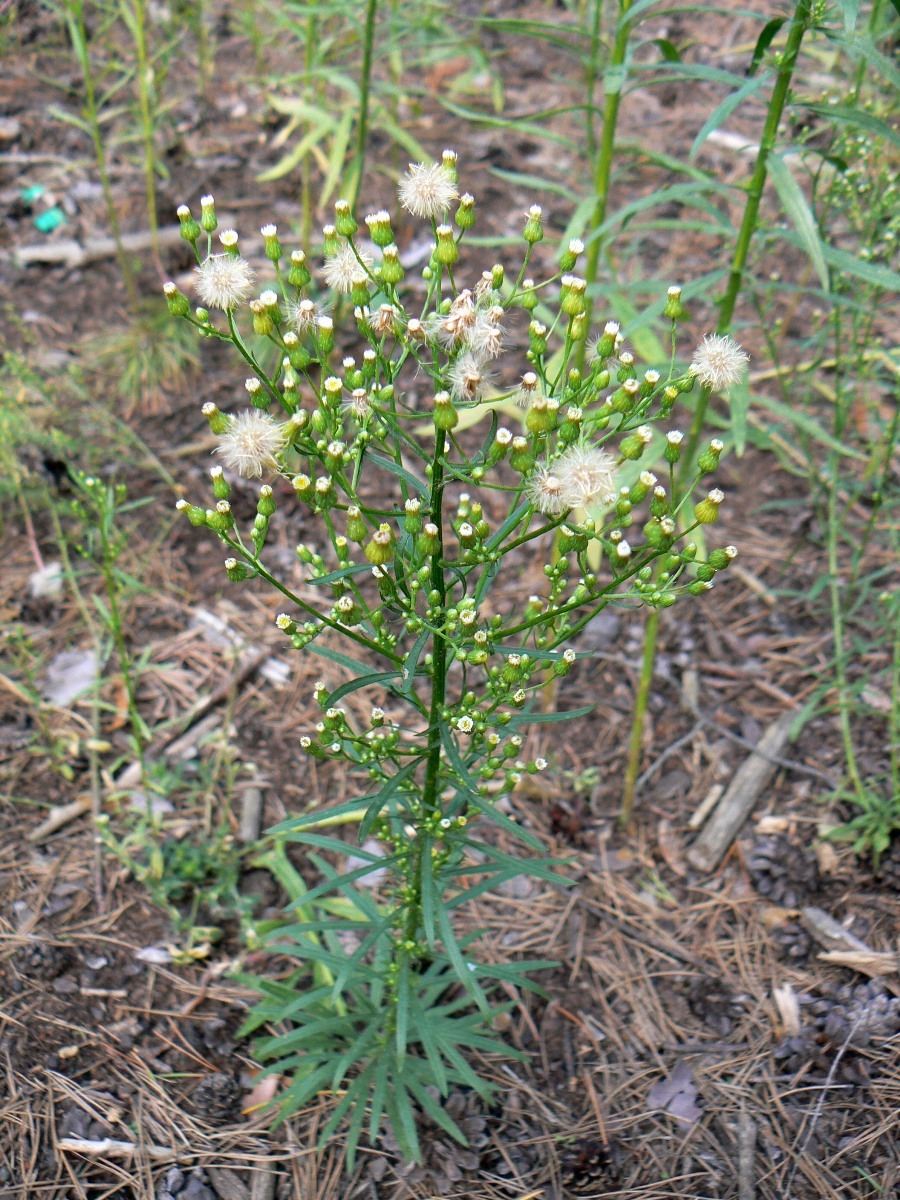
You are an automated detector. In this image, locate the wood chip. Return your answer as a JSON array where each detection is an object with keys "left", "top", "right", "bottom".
[
  {"left": 28, "top": 795, "right": 93, "bottom": 843},
  {"left": 207, "top": 1167, "right": 250, "bottom": 1200},
  {"left": 687, "top": 712, "right": 795, "bottom": 872}
]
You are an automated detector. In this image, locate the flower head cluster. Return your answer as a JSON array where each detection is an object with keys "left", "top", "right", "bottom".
[
  {"left": 195, "top": 254, "right": 255, "bottom": 311},
  {"left": 689, "top": 334, "right": 749, "bottom": 390},
  {"left": 216, "top": 410, "right": 286, "bottom": 478}
]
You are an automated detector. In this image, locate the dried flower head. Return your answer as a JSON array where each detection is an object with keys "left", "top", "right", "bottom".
[
  {"left": 398, "top": 161, "right": 458, "bottom": 220},
  {"left": 195, "top": 254, "right": 255, "bottom": 311},
  {"left": 322, "top": 243, "right": 372, "bottom": 294},
  {"left": 216, "top": 410, "right": 286, "bottom": 478},
  {"left": 465, "top": 305, "right": 505, "bottom": 359},
  {"left": 526, "top": 462, "right": 568, "bottom": 517},
  {"left": 690, "top": 334, "right": 749, "bottom": 390},
  {"left": 448, "top": 351, "right": 493, "bottom": 404},
  {"left": 432, "top": 289, "right": 477, "bottom": 347}
]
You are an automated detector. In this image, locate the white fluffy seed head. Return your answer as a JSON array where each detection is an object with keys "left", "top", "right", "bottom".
[
  {"left": 195, "top": 254, "right": 255, "bottom": 310},
  {"left": 322, "top": 244, "right": 372, "bottom": 293},
  {"left": 216, "top": 410, "right": 287, "bottom": 478},
  {"left": 526, "top": 462, "right": 567, "bottom": 517},
  {"left": 555, "top": 444, "right": 618, "bottom": 510},
  {"left": 398, "top": 161, "right": 458, "bottom": 219},
  {"left": 690, "top": 334, "right": 749, "bottom": 390}
]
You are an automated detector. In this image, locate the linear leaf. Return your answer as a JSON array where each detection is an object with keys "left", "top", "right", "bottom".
[
  {"left": 766, "top": 154, "right": 829, "bottom": 290},
  {"left": 799, "top": 104, "right": 900, "bottom": 149},
  {"left": 690, "top": 71, "right": 771, "bottom": 158},
  {"left": 749, "top": 17, "right": 786, "bottom": 75}
]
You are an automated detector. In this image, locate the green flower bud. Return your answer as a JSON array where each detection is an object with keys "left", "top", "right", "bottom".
[
  {"left": 688, "top": 579, "right": 713, "bottom": 595},
  {"left": 694, "top": 488, "right": 724, "bottom": 524},
  {"left": 210, "top": 466, "right": 229, "bottom": 500},
  {"left": 664, "top": 430, "right": 683, "bottom": 463},
  {"left": 455, "top": 193, "right": 476, "bottom": 230},
  {"left": 261, "top": 223, "right": 282, "bottom": 261},
  {"left": 199, "top": 194, "right": 217, "bottom": 233},
  {"left": 708, "top": 545, "right": 737, "bottom": 570},
  {"left": 611, "top": 378, "right": 640, "bottom": 414},
  {"left": 176, "top": 204, "right": 202, "bottom": 244},
  {"left": 593, "top": 322, "right": 619, "bottom": 361},
  {"left": 559, "top": 237, "right": 583, "bottom": 273},
  {"left": 292, "top": 473, "right": 315, "bottom": 504},
  {"left": 219, "top": 228, "right": 240, "bottom": 258},
  {"left": 380, "top": 244, "right": 403, "bottom": 286},
  {"left": 417, "top": 522, "right": 441, "bottom": 557},
  {"left": 163, "top": 281, "right": 191, "bottom": 318},
  {"left": 365, "top": 210, "right": 394, "bottom": 247},
  {"left": 509, "top": 436, "right": 534, "bottom": 474},
  {"left": 322, "top": 225, "right": 340, "bottom": 256},
  {"left": 434, "top": 224, "right": 459, "bottom": 266},
  {"left": 257, "top": 484, "right": 276, "bottom": 518},
  {"left": 175, "top": 499, "right": 208, "bottom": 527},
  {"left": 619, "top": 425, "right": 652, "bottom": 460},
  {"left": 560, "top": 274, "right": 586, "bottom": 317},
  {"left": 617, "top": 351, "right": 636, "bottom": 382},
  {"left": 206, "top": 500, "right": 234, "bottom": 532},
  {"left": 523, "top": 204, "right": 544, "bottom": 244},
  {"left": 491, "top": 263, "right": 504, "bottom": 290},
  {"left": 433, "top": 391, "right": 459, "bottom": 431},
  {"left": 529, "top": 321, "right": 548, "bottom": 356},
  {"left": 224, "top": 557, "right": 249, "bottom": 581},
  {"left": 288, "top": 249, "right": 311, "bottom": 288},
  {"left": 201, "top": 402, "right": 228, "bottom": 435},
  {"left": 404, "top": 498, "right": 423, "bottom": 536},
  {"left": 365, "top": 524, "right": 394, "bottom": 565},
  {"left": 650, "top": 486, "right": 669, "bottom": 518},
  {"left": 520, "top": 278, "right": 537, "bottom": 311},
  {"left": 697, "top": 438, "right": 724, "bottom": 475},
  {"left": 664, "top": 285, "right": 683, "bottom": 320},
  {"left": 250, "top": 300, "right": 274, "bottom": 337},
  {"left": 316, "top": 316, "right": 335, "bottom": 356},
  {"left": 346, "top": 505, "right": 367, "bottom": 543},
  {"left": 629, "top": 470, "right": 657, "bottom": 504},
  {"left": 525, "top": 395, "right": 558, "bottom": 434},
  {"left": 333, "top": 199, "right": 357, "bottom": 238},
  {"left": 681, "top": 542, "right": 698, "bottom": 562},
  {"left": 350, "top": 277, "right": 371, "bottom": 308}
]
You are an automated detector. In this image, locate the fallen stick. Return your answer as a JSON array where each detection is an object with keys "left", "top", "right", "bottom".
[
  {"left": 58, "top": 1137, "right": 175, "bottom": 1160},
  {"left": 28, "top": 795, "right": 93, "bottom": 844},
  {"left": 686, "top": 711, "right": 796, "bottom": 872},
  {"left": 14, "top": 226, "right": 184, "bottom": 270}
]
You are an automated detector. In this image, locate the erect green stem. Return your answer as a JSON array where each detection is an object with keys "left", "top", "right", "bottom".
[
  {"left": 826, "top": 474, "right": 866, "bottom": 803},
  {"left": 128, "top": 0, "right": 161, "bottom": 264},
  {"left": 579, "top": 0, "right": 632, "bottom": 367},
  {"left": 682, "top": 0, "right": 813, "bottom": 472},
  {"left": 622, "top": 0, "right": 813, "bottom": 824},
  {"left": 350, "top": 0, "right": 379, "bottom": 212}
]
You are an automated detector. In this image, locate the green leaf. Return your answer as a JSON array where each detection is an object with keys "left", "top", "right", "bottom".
[
  {"left": 365, "top": 450, "right": 428, "bottom": 496},
  {"left": 436, "top": 903, "right": 489, "bottom": 1012},
  {"left": 752, "top": 394, "right": 866, "bottom": 460},
  {"left": 256, "top": 116, "right": 335, "bottom": 183},
  {"left": 799, "top": 104, "right": 900, "bottom": 149},
  {"left": 324, "top": 668, "right": 403, "bottom": 706},
  {"left": 318, "top": 107, "right": 354, "bottom": 209},
  {"left": 387, "top": 1081, "right": 421, "bottom": 1163},
  {"left": 652, "top": 37, "right": 682, "bottom": 62},
  {"left": 787, "top": 238, "right": 900, "bottom": 293},
  {"left": 748, "top": 17, "right": 786, "bottom": 75},
  {"left": 766, "top": 154, "right": 829, "bottom": 291},
  {"left": 840, "top": 0, "right": 859, "bottom": 33},
  {"left": 359, "top": 759, "right": 420, "bottom": 840},
  {"left": 690, "top": 72, "right": 771, "bottom": 158},
  {"left": 729, "top": 370, "right": 751, "bottom": 457}
]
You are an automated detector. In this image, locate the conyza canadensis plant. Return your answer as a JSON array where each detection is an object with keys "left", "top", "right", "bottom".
[{"left": 165, "top": 152, "right": 745, "bottom": 1162}]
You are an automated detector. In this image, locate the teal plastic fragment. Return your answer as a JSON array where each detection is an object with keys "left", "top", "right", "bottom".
[
  {"left": 34, "top": 207, "right": 66, "bottom": 234},
  {"left": 21, "top": 184, "right": 45, "bottom": 203}
]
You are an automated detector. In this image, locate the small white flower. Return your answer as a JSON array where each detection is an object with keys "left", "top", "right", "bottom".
[
  {"left": 343, "top": 388, "right": 372, "bottom": 422},
  {"left": 555, "top": 444, "right": 618, "bottom": 510},
  {"left": 457, "top": 715, "right": 475, "bottom": 734},
  {"left": 563, "top": 649, "right": 576, "bottom": 664},
  {"left": 667, "top": 430, "right": 684, "bottom": 445},
  {"left": 216, "top": 410, "right": 286, "bottom": 478},
  {"left": 322, "top": 243, "right": 372, "bottom": 294},
  {"left": 195, "top": 254, "right": 255, "bottom": 311},
  {"left": 398, "top": 161, "right": 458, "bottom": 220},
  {"left": 690, "top": 334, "right": 749, "bottom": 390},
  {"left": 534, "top": 758, "right": 547, "bottom": 771}
]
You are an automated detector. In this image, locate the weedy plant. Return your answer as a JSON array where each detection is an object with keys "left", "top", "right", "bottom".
[{"left": 165, "top": 154, "right": 745, "bottom": 1160}]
